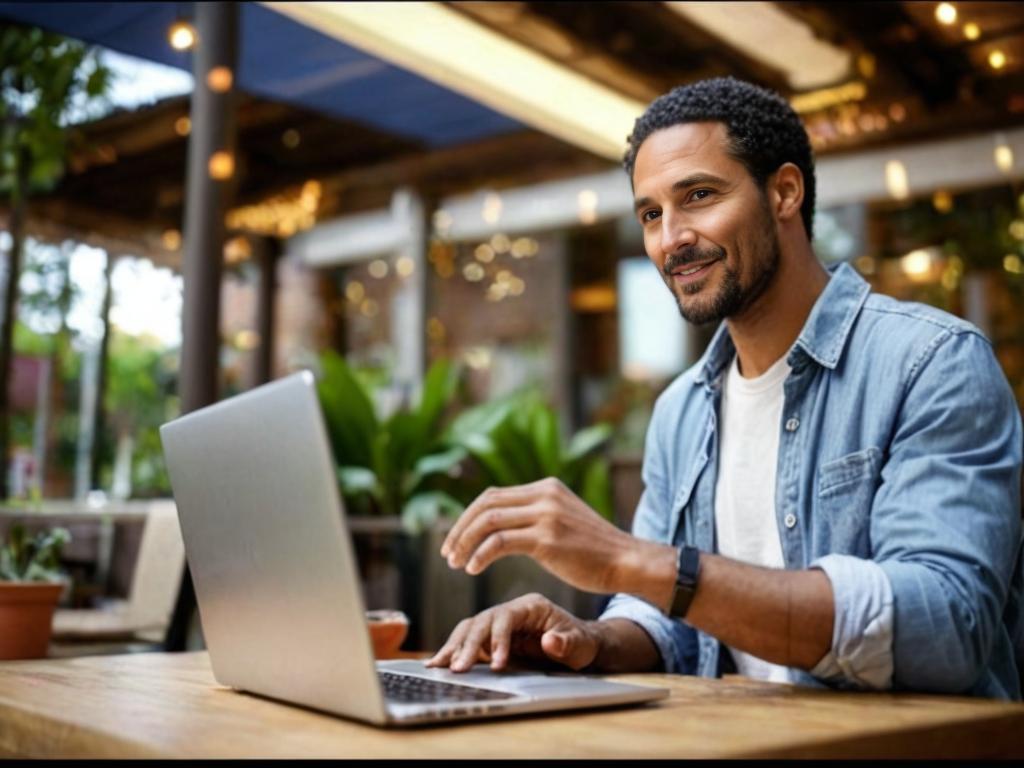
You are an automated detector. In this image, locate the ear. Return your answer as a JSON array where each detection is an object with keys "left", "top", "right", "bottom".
[{"left": 769, "top": 163, "right": 804, "bottom": 224}]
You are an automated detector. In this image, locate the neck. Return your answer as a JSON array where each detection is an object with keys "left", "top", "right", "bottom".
[{"left": 726, "top": 241, "right": 828, "bottom": 378}]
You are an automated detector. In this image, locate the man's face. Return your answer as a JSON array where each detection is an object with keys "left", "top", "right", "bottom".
[{"left": 632, "top": 122, "right": 780, "bottom": 325}]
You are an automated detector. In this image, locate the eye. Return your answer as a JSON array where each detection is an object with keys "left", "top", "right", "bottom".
[
  {"left": 690, "top": 188, "right": 714, "bottom": 202},
  {"left": 640, "top": 209, "right": 661, "bottom": 223}
]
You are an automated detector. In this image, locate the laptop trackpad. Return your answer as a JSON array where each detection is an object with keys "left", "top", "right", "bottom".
[{"left": 376, "top": 659, "right": 633, "bottom": 700}]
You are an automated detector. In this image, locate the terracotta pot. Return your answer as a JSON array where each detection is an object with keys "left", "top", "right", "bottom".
[
  {"left": 366, "top": 610, "right": 409, "bottom": 659},
  {"left": 0, "top": 582, "right": 63, "bottom": 660}
]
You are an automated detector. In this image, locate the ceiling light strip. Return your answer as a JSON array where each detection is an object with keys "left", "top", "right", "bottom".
[{"left": 261, "top": 1, "right": 646, "bottom": 161}]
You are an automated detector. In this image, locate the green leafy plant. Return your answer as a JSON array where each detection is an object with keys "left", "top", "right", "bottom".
[
  {"left": 316, "top": 351, "right": 467, "bottom": 534},
  {"left": 317, "top": 353, "right": 616, "bottom": 534},
  {"left": 0, "top": 25, "right": 112, "bottom": 499},
  {"left": 445, "top": 390, "right": 615, "bottom": 521},
  {"left": 0, "top": 524, "right": 70, "bottom": 582}
]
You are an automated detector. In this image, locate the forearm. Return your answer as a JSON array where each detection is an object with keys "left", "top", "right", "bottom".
[
  {"left": 686, "top": 553, "right": 834, "bottom": 670},
  {"left": 588, "top": 618, "right": 664, "bottom": 673},
  {"left": 616, "top": 541, "right": 834, "bottom": 671}
]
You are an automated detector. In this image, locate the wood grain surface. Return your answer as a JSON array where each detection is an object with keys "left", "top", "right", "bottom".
[{"left": 0, "top": 652, "right": 1021, "bottom": 759}]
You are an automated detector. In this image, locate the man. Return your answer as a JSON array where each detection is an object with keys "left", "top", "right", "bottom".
[{"left": 426, "top": 78, "right": 1024, "bottom": 698}]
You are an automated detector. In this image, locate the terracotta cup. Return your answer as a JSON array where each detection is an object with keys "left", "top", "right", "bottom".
[
  {"left": 366, "top": 610, "right": 409, "bottom": 659},
  {"left": 0, "top": 582, "right": 63, "bottom": 660}
]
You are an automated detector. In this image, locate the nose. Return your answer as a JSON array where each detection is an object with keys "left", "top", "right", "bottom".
[{"left": 659, "top": 212, "right": 697, "bottom": 259}]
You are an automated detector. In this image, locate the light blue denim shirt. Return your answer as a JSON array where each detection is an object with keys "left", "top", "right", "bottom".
[{"left": 600, "top": 262, "right": 1024, "bottom": 699}]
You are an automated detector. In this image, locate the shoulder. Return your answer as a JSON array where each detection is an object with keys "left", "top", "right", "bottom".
[
  {"left": 854, "top": 292, "right": 992, "bottom": 378},
  {"left": 859, "top": 292, "right": 983, "bottom": 343}
]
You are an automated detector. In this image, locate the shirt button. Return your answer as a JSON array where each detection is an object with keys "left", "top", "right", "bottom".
[
  {"left": 785, "top": 417, "right": 800, "bottom": 432},
  {"left": 784, "top": 513, "right": 797, "bottom": 529}
]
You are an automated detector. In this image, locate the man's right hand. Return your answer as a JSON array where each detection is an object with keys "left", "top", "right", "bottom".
[{"left": 425, "top": 593, "right": 600, "bottom": 673}]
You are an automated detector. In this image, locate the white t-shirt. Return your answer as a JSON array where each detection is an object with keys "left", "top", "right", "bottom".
[{"left": 714, "top": 352, "right": 794, "bottom": 684}]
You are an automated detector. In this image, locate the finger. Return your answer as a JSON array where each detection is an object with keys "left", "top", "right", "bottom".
[
  {"left": 488, "top": 603, "right": 528, "bottom": 670},
  {"left": 441, "top": 483, "right": 546, "bottom": 559},
  {"left": 541, "top": 627, "right": 598, "bottom": 671},
  {"left": 465, "top": 528, "right": 538, "bottom": 575},
  {"left": 453, "top": 614, "right": 494, "bottom": 672},
  {"left": 425, "top": 619, "right": 472, "bottom": 667},
  {"left": 447, "top": 505, "right": 538, "bottom": 570}
]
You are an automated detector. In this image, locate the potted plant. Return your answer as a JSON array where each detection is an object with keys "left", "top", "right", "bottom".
[
  {"left": 0, "top": 523, "right": 70, "bottom": 659},
  {"left": 315, "top": 350, "right": 468, "bottom": 533}
]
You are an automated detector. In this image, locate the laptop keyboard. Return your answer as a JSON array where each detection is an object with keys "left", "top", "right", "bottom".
[{"left": 379, "top": 671, "right": 516, "bottom": 704}]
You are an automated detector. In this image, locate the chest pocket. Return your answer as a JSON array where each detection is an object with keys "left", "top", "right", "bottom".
[{"left": 816, "top": 446, "right": 882, "bottom": 556}]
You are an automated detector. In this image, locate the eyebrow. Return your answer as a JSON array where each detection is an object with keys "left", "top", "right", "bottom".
[{"left": 633, "top": 172, "right": 729, "bottom": 213}]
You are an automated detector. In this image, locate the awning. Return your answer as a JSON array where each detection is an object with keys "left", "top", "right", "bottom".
[{"left": 0, "top": 1, "right": 523, "bottom": 147}]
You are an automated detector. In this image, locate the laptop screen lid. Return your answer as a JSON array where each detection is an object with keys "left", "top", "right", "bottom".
[{"left": 160, "top": 371, "right": 388, "bottom": 724}]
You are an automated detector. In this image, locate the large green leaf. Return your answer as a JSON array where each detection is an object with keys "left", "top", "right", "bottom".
[
  {"left": 564, "top": 423, "right": 614, "bottom": 467},
  {"left": 337, "top": 466, "right": 382, "bottom": 501},
  {"left": 403, "top": 445, "right": 468, "bottom": 496},
  {"left": 416, "top": 359, "right": 459, "bottom": 434},
  {"left": 529, "top": 404, "right": 562, "bottom": 477},
  {"left": 489, "top": 416, "right": 543, "bottom": 483},
  {"left": 444, "top": 396, "right": 515, "bottom": 444},
  {"left": 577, "top": 459, "right": 614, "bottom": 522},
  {"left": 457, "top": 432, "right": 518, "bottom": 487},
  {"left": 400, "top": 491, "right": 465, "bottom": 535},
  {"left": 316, "top": 351, "right": 379, "bottom": 469}
]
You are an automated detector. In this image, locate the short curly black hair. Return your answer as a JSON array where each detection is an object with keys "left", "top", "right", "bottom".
[{"left": 623, "top": 77, "right": 816, "bottom": 240}]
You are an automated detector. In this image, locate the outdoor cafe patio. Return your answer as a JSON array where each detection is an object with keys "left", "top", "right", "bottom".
[{"left": 0, "top": 1, "right": 1022, "bottom": 758}]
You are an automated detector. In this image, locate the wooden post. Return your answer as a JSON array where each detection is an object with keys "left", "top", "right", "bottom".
[
  {"left": 166, "top": 1, "right": 239, "bottom": 653},
  {"left": 252, "top": 236, "right": 280, "bottom": 386}
]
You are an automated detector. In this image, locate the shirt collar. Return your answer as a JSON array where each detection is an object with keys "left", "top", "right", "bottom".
[{"left": 694, "top": 261, "right": 871, "bottom": 386}]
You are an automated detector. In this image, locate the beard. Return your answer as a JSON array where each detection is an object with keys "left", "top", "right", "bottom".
[{"left": 661, "top": 204, "right": 781, "bottom": 325}]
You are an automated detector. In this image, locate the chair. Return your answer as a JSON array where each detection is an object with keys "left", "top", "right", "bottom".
[{"left": 51, "top": 500, "right": 186, "bottom": 649}]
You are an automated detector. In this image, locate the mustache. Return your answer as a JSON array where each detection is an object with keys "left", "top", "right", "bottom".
[{"left": 663, "top": 245, "right": 726, "bottom": 277}]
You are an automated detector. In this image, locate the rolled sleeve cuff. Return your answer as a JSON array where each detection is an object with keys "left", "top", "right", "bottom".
[
  {"left": 599, "top": 593, "right": 689, "bottom": 673},
  {"left": 809, "top": 554, "right": 895, "bottom": 691}
]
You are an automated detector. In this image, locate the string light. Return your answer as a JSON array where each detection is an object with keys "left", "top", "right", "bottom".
[
  {"left": 162, "top": 229, "right": 182, "bottom": 250},
  {"left": 935, "top": 3, "right": 957, "bottom": 26},
  {"left": 901, "top": 249, "right": 933, "bottom": 278},
  {"left": 932, "top": 189, "right": 953, "bottom": 213},
  {"left": 396, "top": 256, "right": 415, "bottom": 277},
  {"left": 174, "top": 116, "right": 191, "bottom": 136},
  {"left": 994, "top": 135, "right": 1014, "bottom": 173},
  {"left": 432, "top": 209, "right": 453, "bottom": 234},
  {"left": 224, "top": 236, "right": 252, "bottom": 264},
  {"left": 345, "top": 281, "right": 365, "bottom": 303},
  {"left": 463, "top": 262, "right": 485, "bottom": 282},
  {"left": 490, "top": 233, "right": 511, "bottom": 253},
  {"left": 226, "top": 182, "right": 321, "bottom": 236},
  {"left": 481, "top": 193, "right": 502, "bottom": 225},
  {"left": 964, "top": 22, "right": 980, "bottom": 40},
  {"left": 578, "top": 189, "right": 599, "bottom": 225},
  {"left": 989, "top": 50, "right": 1007, "bottom": 70},
  {"left": 168, "top": 20, "right": 196, "bottom": 51},
  {"left": 207, "top": 67, "right": 233, "bottom": 93},
  {"left": 885, "top": 160, "right": 910, "bottom": 200},
  {"left": 208, "top": 151, "right": 234, "bottom": 180}
]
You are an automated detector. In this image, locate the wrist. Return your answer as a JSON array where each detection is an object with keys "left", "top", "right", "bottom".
[{"left": 616, "top": 539, "right": 678, "bottom": 612}]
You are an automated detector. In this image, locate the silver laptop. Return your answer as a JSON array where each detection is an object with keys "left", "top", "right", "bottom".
[{"left": 159, "top": 371, "right": 668, "bottom": 726}]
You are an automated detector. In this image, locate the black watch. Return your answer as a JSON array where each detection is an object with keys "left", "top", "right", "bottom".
[{"left": 668, "top": 545, "right": 702, "bottom": 618}]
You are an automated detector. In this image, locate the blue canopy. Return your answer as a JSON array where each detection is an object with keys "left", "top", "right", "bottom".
[{"left": 0, "top": 1, "right": 523, "bottom": 147}]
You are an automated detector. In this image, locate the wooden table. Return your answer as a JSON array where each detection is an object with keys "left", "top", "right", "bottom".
[{"left": 0, "top": 652, "right": 1021, "bottom": 759}]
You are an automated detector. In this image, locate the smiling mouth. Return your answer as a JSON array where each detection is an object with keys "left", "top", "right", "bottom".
[{"left": 670, "top": 259, "right": 719, "bottom": 282}]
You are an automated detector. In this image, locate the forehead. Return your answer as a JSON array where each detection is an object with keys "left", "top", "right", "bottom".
[{"left": 632, "top": 122, "right": 743, "bottom": 191}]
